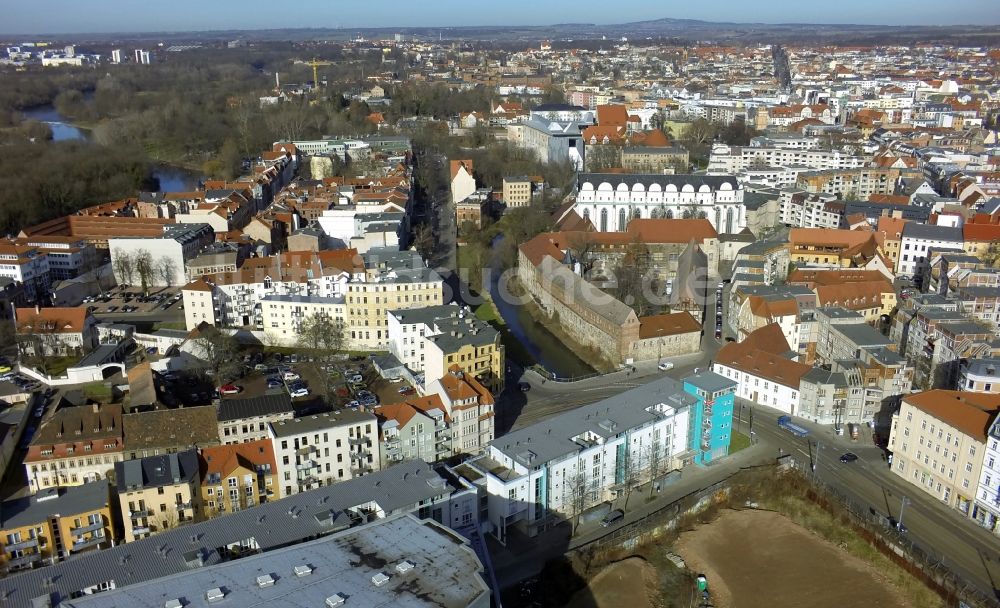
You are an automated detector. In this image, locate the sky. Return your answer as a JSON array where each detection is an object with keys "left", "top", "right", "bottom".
[{"left": 3, "top": 0, "right": 998, "bottom": 35}]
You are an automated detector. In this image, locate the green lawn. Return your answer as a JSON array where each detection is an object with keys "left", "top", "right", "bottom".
[
  {"left": 730, "top": 431, "right": 752, "bottom": 454},
  {"left": 83, "top": 382, "right": 113, "bottom": 402},
  {"left": 32, "top": 356, "right": 80, "bottom": 377}
]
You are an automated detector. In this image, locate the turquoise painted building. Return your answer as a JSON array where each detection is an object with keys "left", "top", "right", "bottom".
[{"left": 683, "top": 371, "right": 738, "bottom": 464}]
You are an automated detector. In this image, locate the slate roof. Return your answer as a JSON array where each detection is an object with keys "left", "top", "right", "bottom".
[
  {"left": 115, "top": 449, "right": 200, "bottom": 492},
  {"left": 0, "top": 482, "right": 111, "bottom": 530},
  {"left": 217, "top": 393, "right": 294, "bottom": 422},
  {"left": 578, "top": 173, "right": 740, "bottom": 190}
]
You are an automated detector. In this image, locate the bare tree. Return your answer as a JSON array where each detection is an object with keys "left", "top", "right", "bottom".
[
  {"left": 156, "top": 256, "right": 178, "bottom": 288},
  {"left": 191, "top": 326, "right": 241, "bottom": 386},
  {"left": 297, "top": 312, "right": 346, "bottom": 399},
  {"left": 561, "top": 466, "right": 591, "bottom": 534},
  {"left": 112, "top": 250, "right": 135, "bottom": 286},
  {"left": 134, "top": 249, "right": 155, "bottom": 296}
]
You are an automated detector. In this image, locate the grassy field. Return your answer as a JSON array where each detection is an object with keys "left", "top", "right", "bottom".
[
  {"left": 83, "top": 382, "right": 114, "bottom": 402},
  {"left": 729, "top": 431, "right": 751, "bottom": 454}
]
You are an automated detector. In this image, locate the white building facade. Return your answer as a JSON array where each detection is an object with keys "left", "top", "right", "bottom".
[{"left": 574, "top": 174, "right": 746, "bottom": 234}]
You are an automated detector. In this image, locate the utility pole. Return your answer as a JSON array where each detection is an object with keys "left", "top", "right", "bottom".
[{"left": 898, "top": 495, "right": 910, "bottom": 531}]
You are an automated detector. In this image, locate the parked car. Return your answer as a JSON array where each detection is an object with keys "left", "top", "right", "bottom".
[
  {"left": 289, "top": 387, "right": 310, "bottom": 398},
  {"left": 657, "top": 361, "right": 674, "bottom": 371},
  {"left": 518, "top": 382, "right": 531, "bottom": 392},
  {"left": 33, "top": 406, "right": 45, "bottom": 418},
  {"left": 601, "top": 509, "right": 625, "bottom": 527},
  {"left": 839, "top": 452, "right": 859, "bottom": 463},
  {"left": 254, "top": 363, "right": 268, "bottom": 371},
  {"left": 349, "top": 374, "right": 364, "bottom": 384},
  {"left": 219, "top": 384, "right": 242, "bottom": 395},
  {"left": 282, "top": 371, "right": 300, "bottom": 382},
  {"left": 398, "top": 386, "right": 416, "bottom": 395}
]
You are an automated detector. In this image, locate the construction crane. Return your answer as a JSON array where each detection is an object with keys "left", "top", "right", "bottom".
[{"left": 309, "top": 57, "right": 333, "bottom": 89}]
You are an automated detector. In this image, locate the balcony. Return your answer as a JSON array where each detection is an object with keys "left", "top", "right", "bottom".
[
  {"left": 6, "top": 553, "right": 41, "bottom": 569},
  {"left": 4, "top": 538, "right": 38, "bottom": 553},
  {"left": 348, "top": 437, "right": 369, "bottom": 446},
  {"left": 131, "top": 526, "right": 151, "bottom": 536},
  {"left": 71, "top": 534, "right": 105, "bottom": 551},
  {"left": 296, "top": 460, "right": 318, "bottom": 471},
  {"left": 350, "top": 449, "right": 370, "bottom": 460},
  {"left": 175, "top": 501, "right": 193, "bottom": 510},
  {"left": 129, "top": 509, "right": 152, "bottom": 520},
  {"left": 296, "top": 445, "right": 318, "bottom": 456},
  {"left": 69, "top": 521, "right": 105, "bottom": 537},
  {"left": 350, "top": 465, "right": 372, "bottom": 476},
  {"left": 298, "top": 475, "right": 319, "bottom": 486}
]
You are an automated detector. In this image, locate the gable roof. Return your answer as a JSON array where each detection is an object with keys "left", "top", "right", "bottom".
[
  {"left": 122, "top": 406, "right": 220, "bottom": 452},
  {"left": 715, "top": 324, "right": 811, "bottom": 389},
  {"left": 15, "top": 307, "right": 90, "bottom": 334},
  {"left": 200, "top": 439, "right": 277, "bottom": 480},
  {"left": 903, "top": 390, "right": 1000, "bottom": 442},
  {"left": 637, "top": 312, "right": 702, "bottom": 339},
  {"left": 450, "top": 160, "right": 473, "bottom": 181}
]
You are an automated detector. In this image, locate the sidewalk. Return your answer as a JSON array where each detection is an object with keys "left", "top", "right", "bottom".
[{"left": 489, "top": 440, "right": 774, "bottom": 588}]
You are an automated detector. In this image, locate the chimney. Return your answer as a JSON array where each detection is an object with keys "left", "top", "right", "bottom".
[{"left": 35, "top": 303, "right": 41, "bottom": 314}]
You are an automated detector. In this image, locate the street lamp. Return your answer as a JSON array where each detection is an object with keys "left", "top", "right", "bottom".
[{"left": 897, "top": 495, "right": 911, "bottom": 531}]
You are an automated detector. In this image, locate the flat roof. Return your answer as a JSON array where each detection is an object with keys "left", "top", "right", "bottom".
[
  {"left": 684, "top": 371, "right": 738, "bottom": 394},
  {"left": 61, "top": 514, "right": 489, "bottom": 608}
]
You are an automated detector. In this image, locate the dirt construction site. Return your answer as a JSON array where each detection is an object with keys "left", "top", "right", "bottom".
[{"left": 672, "top": 509, "right": 912, "bottom": 608}]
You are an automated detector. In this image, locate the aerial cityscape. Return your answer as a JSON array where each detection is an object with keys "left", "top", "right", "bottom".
[{"left": 0, "top": 2, "right": 1000, "bottom": 607}]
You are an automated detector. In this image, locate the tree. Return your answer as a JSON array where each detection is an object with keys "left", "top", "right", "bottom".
[
  {"left": 412, "top": 223, "right": 436, "bottom": 261},
  {"left": 112, "top": 250, "right": 135, "bottom": 286},
  {"left": 134, "top": 249, "right": 155, "bottom": 296},
  {"left": 562, "top": 468, "right": 590, "bottom": 534},
  {"left": 585, "top": 144, "right": 621, "bottom": 171},
  {"left": 156, "top": 256, "right": 178, "bottom": 287},
  {"left": 296, "top": 313, "right": 346, "bottom": 400},
  {"left": 191, "top": 326, "right": 241, "bottom": 386}
]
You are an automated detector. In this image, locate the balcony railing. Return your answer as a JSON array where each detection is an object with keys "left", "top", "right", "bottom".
[
  {"left": 4, "top": 538, "right": 38, "bottom": 553},
  {"left": 296, "top": 460, "right": 318, "bottom": 471},
  {"left": 131, "top": 526, "right": 151, "bottom": 535},
  {"left": 71, "top": 534, "right": 105, "bottom": 551},
  {"left": 129, "top": 509, "right": 152, "bottom": 519},
  {"left": 296, "top": 445, "right": 318, "bottom": 456},
  {"left": 6, "top": 553, "right": 41, "bottom": 569},
  {"left": 69, "top": 522, "right": 105, "bottom": 537},
  {"left": 350, "top": 449, "right": 370, "bottom": 460},
  {"left": 348, "top": 437, "right": 369, "bottom": 446},
  {"left": 175, "top": 501, "right": 193, "bottom": 510}
]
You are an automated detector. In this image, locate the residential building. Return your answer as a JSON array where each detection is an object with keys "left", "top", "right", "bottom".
[
  {"left": 897, "top": 223, "right": 965, "bottom": 279},
  {"left": 888, "top": 391, "right": 1000, "bottom": 518},
  {"left": 217, "top": 394, "right": 296, "bottom": 445},
  {"left": 0, "top": 461, "right": 478, "bottom": 606},
  {"left": 121, "top": 406, "right": 220, "bottom": 460},
  {"left": 108, "top": 223, "right": 215, "bottom": 287},
  {"left": 713, "top": 324, "right": 811, "bottom": 416},
  {"left": 199, "top": 440, "right": 278, "bottom": 518},
  {"left": 683, "top": 372, "right": 738, "bottom": 464},
  {"left": 0, "top": 242, "right": 51, "bottom": 301},
  {"left": 15, "top": 306, "right": 98, "bottom": 357},
  {"left": 450, "top": 159, "right": 476, "bottom": 204},
  {"left": 960, "top": 358, "right": 1000, "bottom": 394},
  {"left": 24, "top": 404, "right": 125, "bottom": 494},
  {"left": 503, "top": 176, "right": 534, "bottom": 207},
  {"left": 375, "top": 397, "right": 446, "bottom": 466},
  {"left": 114, "top": 449, "right": 202, "bottom": 542},
  {"left": 516, "top": 118, "right": 586, "bottom": 170},
  {"left": 974, "top": 416, "right": 1000, "bottom": 534},
  {"left": 463, "top": 376, "right": 694, "bottom": 543},
  {"left": 0, "top": 483, "right": 115, "bottom": 573},
  {"left": 269, "top": 410, "right": 381, "bottom": 498}
]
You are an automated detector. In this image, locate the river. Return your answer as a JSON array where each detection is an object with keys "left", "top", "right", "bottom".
[
  {"left": 21, "top": 105, "right": 201, "bottom": 192},
  {"left": 487, "top": 238, "right": 595, "bottom": 378}
]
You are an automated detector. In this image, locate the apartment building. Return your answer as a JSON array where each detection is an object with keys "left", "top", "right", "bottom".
[
  {"left": 269, "top": 410, "right": 381, "bottom": 498},
  {"left": 713, "top": 324, "right": 811, "bottom": 416},
  {"left": 888, "top": 391, "right": 1000, "bottom": 518},
  {"left": 10, "top": 236, "right": 96, "bottom": 282},
  {"left": 15, "top": 306, "right": 98, "bottom": 357},
  {"left": 778, "top": 193, "right": 844, "bottom": 229},
  {"left": 502, "top": 176, "right": 533, "bottom": 207},
  {"left": 217, "top": 394, "right": 295, "bottom": 445},
  {"left": 24, "top": 404, "right": 125, "bottom": 494},
  {"left": 974, "top": 416, "right": 1000, "bottom": 534},
  {"left": 708, "top": 144, "right": 867, "bottom": 173},
  {"left": 960, "top": 358, "right": 1000, "bottom": 394},
  {"left": 0, "top": 482, "right": 115, "bottom": 573},
  {"left": 683, "top": 372, "right": 738, "bottom": 464},
  {"left": 897, "top": 223, "right": 964, "bottom": 278},
  {"left": 388, "top": 304, "right": 504, "bottom": 389},
  {"left": 199, "top": 440, "right": 278, "bottom": 518},
  {"left": 796, "top": 167, "right": 906, "bottom": 200},
  {"left": 375, "top": 398, "right": 446, "bottom": 466},
  {"left": 0, "top": 241, "right": 52, "bottom": 300},
  {"left": 450, "top": 160, "right": 476, "bottom": 204},
  {"left": 115, "top": 449, "right": 202, "bottom": 542},
  {"left": 463, "top": 377, "right": 696, "bottom": 543},
  {"left": 109, "top": 223, "right": 215, "bottom": 287}
]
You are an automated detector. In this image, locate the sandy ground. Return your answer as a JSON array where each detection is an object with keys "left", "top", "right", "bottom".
[
  {"left": 674, "top": 509, "right": 911, "bottom": 608},
  {"left": 566, "top": 557, "right": 658, "bottom": 608}
]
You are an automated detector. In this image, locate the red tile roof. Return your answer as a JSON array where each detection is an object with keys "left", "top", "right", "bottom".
[{"left": 903, "top": 390, "right": 1000, "bottom": 443}]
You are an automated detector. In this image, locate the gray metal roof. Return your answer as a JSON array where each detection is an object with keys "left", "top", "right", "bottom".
[
  {"left": 218, "top": 393, "right": 294, "bottom": 422},
  {"left": 270, "top": 410, "right": 376, "bottom": 438},
  {"left": 901, "top": 222, "right": 963, "bottom": 242},
  {"left": 60, "top": 514, "right": 489, "bottom": 608},
  {"left": 831, "top": 323, "right": 892, "bottom": 347},
  {"left": 0, "top": 483, "right": 111, "bottom": 530},
  {"left": 115, "top": 449, "right": 200, "bottom": 492},
  {"left": 0, "top": 461, "right": 454, "bottom": 607},
  {"left": 489, "top": 376, "right": 697, "bottom": 468}
]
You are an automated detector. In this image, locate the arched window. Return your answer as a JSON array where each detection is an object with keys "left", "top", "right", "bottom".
[
  {"left": 600, "top": 208, "right": 608, "bottom": 232},
  {"left": 619, "top": 208, "right": 627, "bottom": 231},
  {"left": 633, "top": 208, "right": 641, "bottom": 220},
  {"left": 715, "top": 208, "right": 722, "bottom": 232},
  {"left": 582, "top": 208, "right": 590, "bottom": 222}
]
